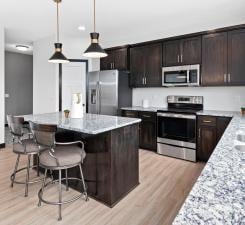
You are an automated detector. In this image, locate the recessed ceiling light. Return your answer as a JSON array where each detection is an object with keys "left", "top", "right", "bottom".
[
  {"left": 16, "top": 45, "right": 29, "bottom": 51},
  {"left": 78, "top": 26, "right": 86, "bottom": 31}
]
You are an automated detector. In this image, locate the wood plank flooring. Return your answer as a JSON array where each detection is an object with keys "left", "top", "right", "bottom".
[{"left": 0, "top": 146, "right": 205, "bottom": 225}]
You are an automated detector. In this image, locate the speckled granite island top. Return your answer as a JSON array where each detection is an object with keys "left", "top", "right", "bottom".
[
  {"left": 23, "top": 112, "right": 141, "bottom": 135},
  {"left": 173, "top": 113, "right": 245, "bottom": 225}
]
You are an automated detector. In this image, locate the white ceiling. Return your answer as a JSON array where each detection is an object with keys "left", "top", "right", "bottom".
[{"left": 1, "top": 0, "right": 245, "bottom": 53}]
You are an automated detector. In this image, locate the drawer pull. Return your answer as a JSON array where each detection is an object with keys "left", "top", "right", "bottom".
[
  {"left": 203, "top": 120, "right": 212, "bottom": 123},
  {"left": 142, "top": 115, "right": 151, "bottom": 118}
]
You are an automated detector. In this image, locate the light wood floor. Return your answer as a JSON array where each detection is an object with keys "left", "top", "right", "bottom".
[{"left": 0, "top": 146, "right": 205, "bottom": 225}]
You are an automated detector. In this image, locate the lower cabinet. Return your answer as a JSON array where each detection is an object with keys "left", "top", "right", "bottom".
[
  {"left": 121, "top": 110, "right": 157, "bottom": 151},
  {"left": 197, "top": 115, "right": 231, "bottom": 161}
]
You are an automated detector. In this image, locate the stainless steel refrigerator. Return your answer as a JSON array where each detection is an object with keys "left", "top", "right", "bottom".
[{"left": 87, "top": 70, "right": 132, "bottom": 116}]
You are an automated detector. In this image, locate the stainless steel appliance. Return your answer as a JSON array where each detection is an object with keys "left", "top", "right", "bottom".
[
  {"left": 87, "top": 70, "right": 132, "bottom": 116},
  {"left": 162, "top": 64, "right": 200, "bottom": 87},
  {"left": 157, "top": 96, "right": 203, "bottom": 162}
]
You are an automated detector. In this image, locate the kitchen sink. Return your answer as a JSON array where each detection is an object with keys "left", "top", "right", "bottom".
[
  {"left": 234, "top": 145, "right": 245, "bottom": 153},
  {"left": 236, "top": 134, "right": 245, "bottom": 143}
]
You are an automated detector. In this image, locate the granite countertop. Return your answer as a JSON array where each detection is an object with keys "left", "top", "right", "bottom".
[
  {"left": 196, "top": 110, "right": 239, "bottom": 117},
  {"left": 173, "top": 113, "right": 245, "bottom": 225},
  {"left": 122, "top": 107, "right": 240, "bottom": 118},
  {"left": 23, "top": 112, "right": 141, "bottom": 135},
  {"left": 121, "top": 106, "right": 167, "bottom": 112}
]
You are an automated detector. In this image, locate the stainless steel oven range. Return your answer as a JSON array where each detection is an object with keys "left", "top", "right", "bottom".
[{"left": 157, "top": 96, "right": 203, "bottom": 162}]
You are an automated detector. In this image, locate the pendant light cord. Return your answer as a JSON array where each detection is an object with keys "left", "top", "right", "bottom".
[
  {"left": 93, "top": 0, "right": 96, "bottom": 32},
  {"left": 56, "top": 1, "right": 60, "bottom": 43}
]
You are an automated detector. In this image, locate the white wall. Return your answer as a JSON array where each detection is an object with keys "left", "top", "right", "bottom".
[
  {"left": 133, "top": 87, "right": 245, "bottom": 111},
  {"left": 33, "top": 36, "right": 57, "bottom": 114},
  {"left": 33, "top": 35, "right": 99, "bottom": 114},
  {"left": 0, "top": 27, "right": 5, "bottom": 144}
]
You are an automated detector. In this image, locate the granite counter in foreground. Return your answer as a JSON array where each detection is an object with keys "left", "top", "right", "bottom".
[
  {"left": 23, "top": 112, "right": 141, "bottom": 135},
  {"left": 173, "top": 112, "right": 245, "bottom": 225}
]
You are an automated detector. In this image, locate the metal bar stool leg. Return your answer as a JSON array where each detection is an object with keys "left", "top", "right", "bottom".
[
  {"left": 24, "top": 155, "right": 31, "bottom": 197},
  {"left": 58, "top": 169, "right": 62, "bottom": 221},
  {"left": 38, "top": 169, "right": 47, "bottom": 207},
  {"left": 79, "top": 164, "right": 88, "bottom": 201},
  {"left": 65, "top": 169, "right": 69, "bottom": 191},
  {"left": 11, "top": 154, "right": 20, "bottom": 187}
]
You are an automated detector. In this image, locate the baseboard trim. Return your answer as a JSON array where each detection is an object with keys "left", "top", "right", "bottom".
[{"left": 0, "top": 143, "right": 6, "bottom": 149}]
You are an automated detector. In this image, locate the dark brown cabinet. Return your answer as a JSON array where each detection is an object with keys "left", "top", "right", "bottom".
[
  {"left": 130, "top": 43, "right": 162, "bottom": 87},
  {"left": 197, "top": 115, "right": 231, "bottom": 161},
  {"left": 228, "top": 29, "right": 245, "bottom": 85},
  {"left": 121, "top": 110, "right": 157, "bottom": 151},
  {"left": 163, "top": 36, "right": 201, "bottom": 66},
  {"left": 202, "top": 32, "right": 228, "bottom": 86},
  {"left": 202, "top": 28, "right": 245, "bottom": 86},
  {"left": 100, "top": 47, "right": 129, "bottom": 71},
  {"left": 138, "top": 112, "right": 157, "bottom": 151}
]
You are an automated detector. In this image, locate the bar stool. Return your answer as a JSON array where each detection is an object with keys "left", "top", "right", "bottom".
[
  {"left": 29, "top": 121, "right": 88, "bottom": 221},
  {"left": 7, "top": 115, "right": 45, "bottom": 197}
]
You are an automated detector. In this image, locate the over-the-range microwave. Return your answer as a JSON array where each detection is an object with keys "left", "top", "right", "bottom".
[{"left": 162, "top": 64, "right": 200, "bottom": 87}]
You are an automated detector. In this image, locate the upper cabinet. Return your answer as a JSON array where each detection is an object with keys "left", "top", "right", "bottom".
[
  {"left": 100, "top": 46, "right": 129, "bottom": 71},
  {"left": 201, "top": 32, "right": 228, "bottom": 86},
  {"left": 202, "top": 28, "right": 245, "bottom": 86},
  {"left": 130, "top": 43, "right": 162, "bottom": 87},
  {"left": 227, "top": 29, "right": 245, "bottom": 85},
  {"left": 163, "top": 36, "right": 201, "bottom": 66}
]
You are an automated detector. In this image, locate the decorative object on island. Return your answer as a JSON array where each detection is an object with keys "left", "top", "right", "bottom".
[
  {"left": 49, "top": 0, "right": 69, "bottom": 64},
  {"left": 83, "top": 0, "right": 107, "bottom": 58},
  {"left": 63, "top": 109, "right": 70, "bottom": 118},
  {"left": 71, "top": 93, "right": 84, "bottom": 118},
  {"left": 241, "top": 107, "right": 245, "bottom": 115}
]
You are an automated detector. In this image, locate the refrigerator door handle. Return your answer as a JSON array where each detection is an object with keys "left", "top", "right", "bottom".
[{"left": 96, "top": 81, "right": 100, "bottom": 114}]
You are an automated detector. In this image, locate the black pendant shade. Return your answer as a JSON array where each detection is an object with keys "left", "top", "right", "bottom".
[
  {"left": 49, "top": 43, "right": 69, "bottom": 63},
  {"left": 84, "top": 33, "right": 107, "bottom": 58}
]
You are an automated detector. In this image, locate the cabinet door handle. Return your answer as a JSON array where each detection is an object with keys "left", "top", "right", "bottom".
[
  {"left": 203, "top": 120, "right": 212, "bottom": 123},
  {"left": 224, "top": 74, "right": 227, "bottom": 83},
  {"left": 142, "top": 115, "right": 151, "bottom": 118},
  {"left": 145, "top": 77, "right": 147, "bottom": 85},
  {"left": 142, "top": 77, "right": 144, "bottom": 85},
  {"left": 177, "top": 55, "right": 180, "bottom": 63},
  {"left": 181, "top": 54, "right": 183, "bottom": 63},
  {"left": 228, "top": 74, "right": 231, "bottom": 83},
  {"left": 198, "top": 128, "right": 201, "bottom": 139}
]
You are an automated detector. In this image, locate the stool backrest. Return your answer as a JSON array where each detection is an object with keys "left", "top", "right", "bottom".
[
  {"left": 6, "top": 115, "right": 25, "bottom": 137},
  {"left": 29, "top": 121, "right": 57, "bottom": 148}
]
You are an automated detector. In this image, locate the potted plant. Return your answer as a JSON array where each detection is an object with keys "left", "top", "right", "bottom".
[
  {"left": 64, "top": 109, "right": 70, "bottom": 118},
  {"left": 241, "top": 107, "right": 245, "bottom": 115}
]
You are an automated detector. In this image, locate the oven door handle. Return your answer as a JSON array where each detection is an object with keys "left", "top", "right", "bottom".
[{"left": 157, "top": 112, "right": 196, "bottom": 120}]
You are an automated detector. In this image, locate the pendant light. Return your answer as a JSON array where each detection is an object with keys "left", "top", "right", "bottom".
[
  {"left": 49, "top": 0, "right": 69, "bottom": 63},
  {"left": 83, "top": 0, "right": 108, "bottom": 58}
]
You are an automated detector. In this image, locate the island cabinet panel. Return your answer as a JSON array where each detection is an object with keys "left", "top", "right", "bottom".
[
  {"left": 101, "top": 47, "right": 129, "bottom": 71},
  {"left": 81, "top": 124, "right": 139, "bottom": 207},
  {"left": 201, "top": 32, "right": 228, "bottom": 86},
  {"left": 130, "top": 43, "right": 162, "bottom": 87},
  {"left": 197, "top": 115, "right": 231, "bottom": 161},
  {"left": 228, "top": 29, "right": 245, "bottom": 85},
  {"left": 163, "top": 36, "right": 201, "bottom": 66}
]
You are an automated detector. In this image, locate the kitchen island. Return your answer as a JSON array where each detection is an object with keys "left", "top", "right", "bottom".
[{"left": 23, "top": 112, "right": 141, "bottom": 207}]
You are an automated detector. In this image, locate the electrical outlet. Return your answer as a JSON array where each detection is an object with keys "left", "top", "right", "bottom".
[{"left": 5, "top": 93, "right": 10, "bottom": 98}]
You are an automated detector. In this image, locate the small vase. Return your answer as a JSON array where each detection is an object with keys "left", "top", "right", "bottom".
[
  {"left": 64, "top": 112, "right": 70, "bottom": 118},
  {"left": 241, "top": 108, "right": 245, "bottom": 115}
]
